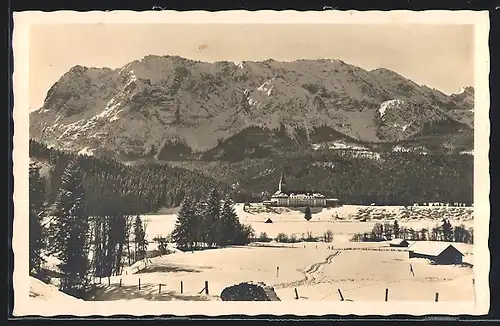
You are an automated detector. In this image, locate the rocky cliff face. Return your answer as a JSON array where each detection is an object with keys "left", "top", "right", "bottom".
[{"left": 30, "top": 55, "right": 474, "bottom": 161}]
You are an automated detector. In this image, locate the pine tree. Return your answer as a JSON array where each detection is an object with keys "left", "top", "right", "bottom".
[
  {"left": 202, "top": 189, "right": 221, "bottom": 248},
  {"left": 304, "top": 206, "right": 312, "bottom": 221},
  {"left": 172, "top": 196, "right": 196, "bottom": 250},
  {"left": 48, "top": 160, "right": 90, "bottom": 297},
  {"left": 442, "top": 219, "right": 453, "bottom": 241},
  {"left": 216, "top": 198, "right": 239, "bottom": 247},
  {"left": 393, "top": 220, "right": 400, "bottom": 238},
  {"left": 29, "top": 163, "right": 46, "bottom": 276},
  {"left": 113, "top": 214, "right": 127, "bottom": 275},
  {"left": 234, "top": 224, "right": 255, "bottom": 245},
  {"left": 133, "top": 216, "right": 146, "bottom": 261}
]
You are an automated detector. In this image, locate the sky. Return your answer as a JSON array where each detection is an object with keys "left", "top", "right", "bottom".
[{"left": 29, "top": 23, "right": 474, "bottom": 110}]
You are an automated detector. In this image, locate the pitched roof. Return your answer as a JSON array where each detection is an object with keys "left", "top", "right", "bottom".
[{"left": 408, "top": 241, "right": 464, "bottom": 257}]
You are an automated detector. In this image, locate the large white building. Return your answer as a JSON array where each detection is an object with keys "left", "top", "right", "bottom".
[{"left": 263, "top": 173, "right": 339, "bottom": 208}]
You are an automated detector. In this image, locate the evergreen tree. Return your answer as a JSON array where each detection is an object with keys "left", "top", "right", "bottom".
[
  {"left": 48, "top": 160, "right": 90, "bottom": 297},
  {"left": 442, "top": 219, "right": 453, "bottom": 241},
  {"left": 29, "top": 163, "right": 46, "bottom": 276},
  {"left": 216, "top": 198, "right": 239, "bottom": 247},
  {"left": 172, "top": 196, "right": 196, "bottom": 249},
  {"left": 110, "top": 214, "right": 127, "bottom": 275},
  {"left": 133, "top": 216, "right": 146, "bottom": 261},
  {"left": 202, "top": 189, "right": 221, "bottom": 248},
  {"left": 233, "top": 224, "right": 255, "bottom": 245},
  {"left": 304, "top": 206, "right": 312, "bottom": 221},
  {"left": 393, "top": 220, "right": 400, "bottom": 238}
]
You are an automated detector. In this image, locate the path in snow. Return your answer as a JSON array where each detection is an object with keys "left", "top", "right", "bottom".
[{"left": 274, "top": 250, "right": 341, "bottom": 289}]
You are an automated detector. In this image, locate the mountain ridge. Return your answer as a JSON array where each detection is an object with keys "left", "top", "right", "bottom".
[{"left": 30, "top": 55, "right": 474, "bottom": 162}]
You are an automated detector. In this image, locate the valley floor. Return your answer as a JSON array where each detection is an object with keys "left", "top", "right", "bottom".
[
  {"left": 84, "top": 241, "right": 473, "bottom": 302},
  {"left": 30, "top": 204, "right": 475, "bottom": 303}
]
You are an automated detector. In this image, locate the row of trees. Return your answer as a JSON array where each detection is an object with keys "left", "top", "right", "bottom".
[
  {"left": 171, "top": 190, "right": 254, "bottom": 250},
  {"left": 257, "top": 230, "right": 333, "bottom": 243},
  {"left": 351, "top": 219, "right": 474, "bottom": 244},
  {"left": 30, "top": 152, "right": 259, "bottom": 296},
  {"left": 29, "top": 160, "right": 153, "bottom": 297}
]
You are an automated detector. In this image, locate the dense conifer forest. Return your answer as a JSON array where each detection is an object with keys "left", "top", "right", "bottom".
[
  {"left": 29, "top": 140, "right": 254, "bottom": 214},
  {"left": 30, "top": 139, "right": 473, "bottom": 209}
]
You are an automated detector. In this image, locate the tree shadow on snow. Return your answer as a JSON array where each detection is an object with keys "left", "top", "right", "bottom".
[
  {"left": 88, "top": 283, "right": 219, "bottom": 301},
  {"left": 135, "top": 265, "right": 203, "bottom": 274}
]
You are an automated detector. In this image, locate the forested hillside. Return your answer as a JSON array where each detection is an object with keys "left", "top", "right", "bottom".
[
  {"left": 29, "top": 140, "right": 254, "bottom": 214},
  {"left": 170, "top": 150, "right": 474, "bottom": 206},
  {"left": 30, "top": 138, "right": 473, "bottom": 209}
]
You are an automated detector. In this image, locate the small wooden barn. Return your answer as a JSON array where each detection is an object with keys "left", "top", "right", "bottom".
[
  {"left": 388, "top": 238, "right": 410, "bottom": 247},
  {"left": 408, "top": 242, "right": 464, "bottom": 265}
]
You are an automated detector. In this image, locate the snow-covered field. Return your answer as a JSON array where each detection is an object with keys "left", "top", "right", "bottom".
[
  {"left": 29, "top": 276, "right": 82, "bottom": 302},
  {"left": 86, "top": 241, "right": 473, "bottom": 302},
  {"left": 31, "top": 204, "right": 475, "bottom": 303},
  {"left": 145, "top": 204, "right": 474, "bottom": 243}
]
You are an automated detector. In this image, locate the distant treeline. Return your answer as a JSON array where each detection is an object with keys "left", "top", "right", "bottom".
[
  {"left": 351, "top": 220, "right": 474, "bottom": 244},
  {"left": 29, "top": 140, "right": 255, "bottom": 214}
]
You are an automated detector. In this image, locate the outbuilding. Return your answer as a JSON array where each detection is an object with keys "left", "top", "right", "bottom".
[
  {"left": 388, "top": 238, "right": 410, "bottom": 247},
  {"left": 408, "top": 241, "right": 464, "bottom": 265},
  {"left": 264, "top": 218, "right": 273, "bottom": 224}
]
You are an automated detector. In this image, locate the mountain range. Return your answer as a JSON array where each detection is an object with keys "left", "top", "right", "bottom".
[{"left": 30, "top": 55, "right": 474, "bottom": 163}]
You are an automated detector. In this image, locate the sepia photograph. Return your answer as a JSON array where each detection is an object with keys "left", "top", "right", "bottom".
[{"left": 12, "top": 10, "right": 490, "bottom": 316}]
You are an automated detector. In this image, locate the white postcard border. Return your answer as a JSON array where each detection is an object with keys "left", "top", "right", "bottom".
[{"left": 12, "top": 10, "right": 490, "bottom": 316}]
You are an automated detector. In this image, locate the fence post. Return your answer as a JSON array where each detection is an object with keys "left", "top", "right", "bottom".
[
  {"left": 435, "top": 293, "right": 439, "bottom": 302},
  {"left": 159, "top": 284, "right": 162, "bottom": 294},
  {"left": 205, "top": 281, "right": 209, "bottom": 295},
  {"left": 181, "top": 281, "right": 184, "bottom": 294},
  {"left": 338, "top": 289, "right": 344, "bottom": 301},
  {"left": 276, "top": 266, "right": 280, "bottom": 278},
  {"left": 99, "top": 277, "right": 102, "bottom": 284},
  {"left": 385, "top": 288, "right": 389, "bottom": 301},
  {"left": 294, "top": 288, "right": 299, "bottom": 300},
  {"left": 108, "top": 276, "right": 110, "bottom": 286},
  {"left": 119, "top": 279, "right": 122, "bottom": 287},
  {"left": 139, "top": 278, "right": 141, "bottom": 290}
]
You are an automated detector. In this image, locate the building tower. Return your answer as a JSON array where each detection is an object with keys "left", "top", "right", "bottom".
[{"left": 278, "top": 172, "right": 287, "bottom": 193}]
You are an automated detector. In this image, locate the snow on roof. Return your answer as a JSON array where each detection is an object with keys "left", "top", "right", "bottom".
[
  {"left": 389, "top": 238, "right": 409, "bottom": 245},
  {"left": 271, "top": 192, "right": 289, "bottom": 198},
  {"left": 408, "top": 241, "right": 464, "bottom": 257}
]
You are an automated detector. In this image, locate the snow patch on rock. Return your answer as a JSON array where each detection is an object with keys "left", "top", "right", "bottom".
[
  {"left": 393, "top": 146, "right": 411, "bottom": 153},
  {"left": 379, "top": 99, "right": 405, "bottom": 118},
  {"left": 78, "top": 147, "right": 95, "bottom": 156},
  {"left": 257, "top": 80, "right": 274, "bottom": 96}
]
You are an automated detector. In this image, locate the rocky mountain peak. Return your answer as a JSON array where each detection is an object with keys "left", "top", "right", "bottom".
[{"left": 30, "top": 56, "right": 474, "bottom": 161}]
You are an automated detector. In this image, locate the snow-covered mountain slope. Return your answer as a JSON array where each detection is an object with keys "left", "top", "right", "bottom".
[{"left": 30, "top": 55, "right": 474, "bottom": 161}]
